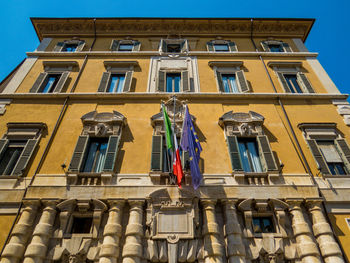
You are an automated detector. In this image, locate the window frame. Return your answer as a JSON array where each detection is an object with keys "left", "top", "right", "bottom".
[
  {"left": 252, "top": 215, "right": 276, "bottom": 234},
  {"left": 110, "top": 39, "right": 141, "bottom": 52},
  {"left": 207, "top": 40, "right": 237, "bottom": 52},
  {"left": 260, "top": 40, "right": 292, "bottom": 52},
  {"left": 157, "top": 70, "right": 191, "bottom": 93},
  {"left": 159, "top": 39, "right": 188, "bottom": 53},
  {"left": 53, "top": 39, "right": 85, "bottom": 52}
]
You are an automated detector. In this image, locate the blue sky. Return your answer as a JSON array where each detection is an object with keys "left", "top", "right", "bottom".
[{"left": 0, "top": 0, "right": 349, "bottom": 94}]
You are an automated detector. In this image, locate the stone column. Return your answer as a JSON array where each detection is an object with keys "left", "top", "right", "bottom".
[
  {"left": 99, "top": 200, "right": 125, "bottom": 263},
  {"left": 287, "top": 199, "right": 321, "bottom": 263},
  {"left": 122, "top": 200, "right": 144, "bottom": 263},
  {"left": 1, "top": 201, "right": 40, "bottom": 263},
  {"left": 222, "top": 199, "right": 246, "bottom": 263},
  {"left": 23, "top": 201, "right": 57, "bottom": 263},
  {"left": 306, "top": 200, "right": 345, "bottom": 263},
  {"left": 201, "top": 199, "right": 223, "bottom": 263}
]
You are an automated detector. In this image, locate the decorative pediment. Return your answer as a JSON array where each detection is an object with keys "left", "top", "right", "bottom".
[{"left": 219, "top": 111, "right": 264, "bottom": 136}]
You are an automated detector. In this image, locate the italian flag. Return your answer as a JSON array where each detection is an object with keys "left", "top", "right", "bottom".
[{"left": 173, "top": 131, "right": 183, "bottom": 187}]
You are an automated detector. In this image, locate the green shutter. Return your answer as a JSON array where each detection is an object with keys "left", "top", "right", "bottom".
[
  {"left": 53, "top": 42, "right": 64, "bottom": 52},
  {"left": 53, "top": 72, "right": 70, "bottom": 93},
  {"left": 181, "top": 71, "right": 190, "bottom": 92},
  {"left": 110, "top": 40, "right": 119, "bottom": 51},
  {"left": 98, "top": 72, "right": 111, "bottom": 92},
  {"left": 30, "top": 73, "right": 48, "bottom": 93},
  {"left": 69, "top": 136, "right": 89, "bottom": 172},
  {"left": 228, "top": 42, "right": 237, "bottom": 52},
  {"left": 307, "top": 139, "right": 330, "bottom": 175},
  {"left": 161, "top": 40, "right": 167, "bottom": 53},
  {"left": 261, "top": 42, "right": 270, "bottom": 52},
  {"left": 216, "top": 72, "right": 224, "bottom": 92},
  {"left": 133, "top": 41, "right": 141, "bottom": 51},
  {"left": 297, "top": 73, "right": 314, "bottom": 93},
  {"left": 123, "top": 71, "right": 132, "bottom": 92},
  {"left": 257, "top": 135, "right": 278, "bottom": 171},
  {"left": 103, "top": 135, "right": 120, "bottom": 172},
  {"left": 227, "top": 136, "right": 243, "bottom": 171},
  {"left": 11, "top": 139, "right": 38, "bottom": 176},
  {"left": 207, "top": 42, "right": 214, "bottom": 52},
  {"left": 151, "top": 135, "right": 163, "bottom": 171},
  {"left": 189, "top": 77, "right": 194, "bottom": 92},
  {"left": 236, "top": 70, "right": 250, "bottom": 93},
  {"left": 282, "top": 42, "right": 292, "bottom": 52},
  {"left": 0, "top": 139, "right": 9, "bottom": 160},
  {"left": 75, "top": 41, "right": 85, "bottom": 52},
  {"left": 335, "top": 139, "right": 350, "bottom": 173},
  {"left": 157, "top": 71, "right": 166, "bottom": 92},
  {"left": 277, "top": 72, "right": 291, "bottom": 93}
]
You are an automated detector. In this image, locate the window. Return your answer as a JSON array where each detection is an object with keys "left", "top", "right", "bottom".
[
  {"left": 166, "top": 44, "right": 181, "bottom": 53},
  {"left": 0, "top": 141, "right": 26, "bottom": 175},
  {"left": 207, "top": 40, "right": 237, "bottom": 52},
  {"left": 166, "top": 73, "right": 181, "bottom": 92},
  {"left": 284, "top": 74, "right": 303, "bottom": 93},
  {"left": 82, "top": 138, "right": 108, "bottom": 173},
  {"left": 216, "top": 70, "right": 249, "bottom": 93},
  {"left": 157, "top": 71, "right": 191, "bottom": 92},
  {"left": 71, "top": 216, "right": 93, "bottom": 234},
  {"left": 160, "top": 39, "right": 188, "bottom": 53},
  {"left": 107, "top": 74, "right": 126, "bottom": 93},
  {"left": 53, "top": 40, "right": 85, "bottom": 52},
  {"left": 276, "top": 71, "right": 314, "bottom": 94},
  {"left": 261, "top": 40, "right": 292, "bottom": 52},
  {"left": 317, "top": 141, "right": 347, "bottom": 175},
  {"left": 238, "top": 138, "right": 263, "bottom": 173},
  {"left": 62, "top": 43, "right": 78, "bottom": 52},
  {"left": 252, "top": 216, "right": 274, "bottom": 233},
  {"left": 221, "top": 74, "right": 239, "bottom": 93},
  {"left": 110, "top": 40, "right": 141, "bottom": 51},
  {"left": 39, "top": 74, "right": 61, "bottom": 93},
  {"left": 268, "top": 44, "right": 284, "bottom": 52}
]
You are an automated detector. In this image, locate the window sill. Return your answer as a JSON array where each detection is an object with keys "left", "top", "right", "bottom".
[
  {"left": 0, "top": 175, "right": 21, "bottom": 179},
  {"left": 323, "top": 174, "right": 350, "bottom": 179}
]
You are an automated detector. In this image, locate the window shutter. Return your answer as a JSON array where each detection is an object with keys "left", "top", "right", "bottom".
[
  {"left": 257, "top": 135, "right": 278, "bottom": 171},
  {"left": 216, "top": 72, "right": 224, "bottom": 92},
  {"left": 110, "top": 40, "right": 119, "bottom": 51},
  {"left": 11, "top": 139, "right": 38, "bottom": 176},
  {"left": 98, "top": 72, "right": 111, "bottom": 92},
  {"left": 335, "top": 139, "right": 350, "bottom": 173},
  {"left": 180, "top": 40, "right": 187, "bottom": 53},
  {"left": 53, "top": 42, "right": 64, "bottom": 52},
  {"left": 182, "top": 151, "right": 190, "bottom": 171},
  {"left": 307, "top": 139, "right": 331, "bottom": 175},
  {"left": 261, "top": 42, "right": 270, "bottom": 52},
  {"left": 157, "top": 71, "right": 166, "bottom": 92},
  {"left": 30, "top": 73, "right": 48, "bottom": 93},
  {"left": 103, "top": 135, "right": 120, "bottom": 172},
  {"left": 206, "top": 42, "right": 214, "bottom": 52},
  {"left": 75, "top": 41, "right": 85, "bottom": 52},
  {"left": 161, "top": 40, "right": 167, "bottom": 53},
  {"left": 181, "top": 71, "right": 190, "bottom": 92},
  {"left": 69, "top": 136, "right": 89, "bottom": 172},
  {"left": 228, "top": 42, "right": 237, "bottom": 52},
  {"left": 189, "top": 77, "right": 195, "bottom": 92},
  {"left": 133, "top": 41, "right": 141, "bottom": 51},
  {"left": 227, "top": 136, "right": 243, "bottom": 171},
  {"left": 236, "top": 70, "right": 250, "bottom": 93},
  {"left": 151, "top": 135, "right": 163, "bottom": 171},
  {"left": 123, "top": 71, "right": 133, "bottom": 92},
  {"left": 297, "top": 73, "right": 314, "bottom": 93},
  {"left": 53, "top": 72, "right": 70, "bottom": 93},
  {"left": 0, "top": 139, "right": 9, "bottom": 160},
  {"left": 277, "top": 72, "right": 291, "bottom": 93},
  {"left": 282, "top": 42, "right": 292, "bottom": 52}
]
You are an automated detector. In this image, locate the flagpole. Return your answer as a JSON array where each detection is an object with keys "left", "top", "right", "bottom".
[
  {"left": 171, "top": 95, "right": 177, "bottom": 184},
  {"left": 161, "top": 102, "right": 172, "bottom": 182}
]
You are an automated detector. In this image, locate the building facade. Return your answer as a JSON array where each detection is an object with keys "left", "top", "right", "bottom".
[{"left": 0, "top": 18, "right": 349, "bottom": 263}]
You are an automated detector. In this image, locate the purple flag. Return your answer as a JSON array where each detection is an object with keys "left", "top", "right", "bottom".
[{"left": 180, "top": 105, "right": 202, "bottom": 189}]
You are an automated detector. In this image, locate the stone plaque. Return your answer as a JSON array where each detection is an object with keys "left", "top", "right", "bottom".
[{"left": 157, "top": 211, "right": 188, "bottom": 234}]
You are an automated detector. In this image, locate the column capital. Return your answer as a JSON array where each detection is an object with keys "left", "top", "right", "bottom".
[
  {"left": 221, "top": 198, "right": 239, "bottom": 205},
  {"left": 200, "top": 199, "right": 217, "bottom": 207},
  {"left": 285, "top": 198, "right": 304, "bottom": 207},
  {"left": 107, "top": 199, "right": 125, "bottom": 209},
  {"left": 127, "top": 199, "right": 145, "bottom": 207},
  {"left": 23, "top": 200, "right": 41, "bottom": 208},
  {"left": 41, "top": 200, "right": 59, "bottom": 208},
  {"left": 305, "top": 198, "right": 323, "bottom": 210}
]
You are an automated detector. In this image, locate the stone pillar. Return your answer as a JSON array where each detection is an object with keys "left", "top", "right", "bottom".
[
  {"left": 222, "top": 199, "right": 246, "bottom": 263},
  {"left": 122, "top": 200, "right": 144, "bottom": 263},
  {"left": 306, "top": 200, "right": 345, "bottom": 263},
  {"left": 1, "top": 201, "right": 40, "bottom": 263},
  {"left": 23, "top": 201, "right": 57, "bottom": 263},
  {"left": 99, "top": 200, "right": 125, "bottom": 263},
  {"left": 287, "top": 199, "right": 321, "bottom": 263},
  {"left": 201, "top": 199, "right": 223, "bottom": 263}
]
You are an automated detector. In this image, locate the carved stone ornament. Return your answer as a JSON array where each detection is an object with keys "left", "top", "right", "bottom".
[
  {"left": 81, "top": 110, "right": 126, "bottom": 137},
  {"left": 151, "top": 97, "right": 195, "bottom": 135},
  {"left": 219, "top": 110, "right": 264, "bottom": 136}
]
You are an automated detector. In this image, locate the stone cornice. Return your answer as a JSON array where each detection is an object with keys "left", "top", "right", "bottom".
[{"left": 31, "top": 18, "right": 314, "bottom": 41}]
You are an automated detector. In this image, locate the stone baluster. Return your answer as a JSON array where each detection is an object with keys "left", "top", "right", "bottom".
[
  {"left": 222, "top": 199, "right": 246, "bottom": 263},
  {"left": 122, "top": 200, "right": 145, "bottom": 263},
  {"left": 23, "top": 201, "right": 57, "bottom": 263},
  {"left": 201, "top": 199, "right": 223, "bottom": 263},
  {"left": 287, "top": 199, "right": 321, "bottom": 263},
  {"left": 306, "top": 200, "right": 345, "bottom": 263},
  {"left": 99, "top": 200, "right": 125, "bottom": 263},
  {"left": 1, "top": 201, "right": 40, "bottom": 263}
]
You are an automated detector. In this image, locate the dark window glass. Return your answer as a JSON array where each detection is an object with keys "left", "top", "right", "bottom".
[
  {"left": 62, "top": 44, "right": 78, "bottom": 52},
  {"left": 118, "top": 44, "right": 134, "bottom": 51},
  {"left": 39, "top": 74, "right": 61, "bottom": 93},
  {"left": 252, "top": 216, "right": 274, "bottom": 233},
  {"left": 318, "top": 141, "right": 347, "bottom": 175},
  {"left": 269, "top": 44, "right": 283, "bottom": 52},
  {"left": 82, "top": 138, "right": 108, "bottom": 173},
  {"left": 284, "top": 74, "right": 303, "bottom": 93},
  {"left": 166, "top": 73, "right": 181, "bottom": 93},
  {"left": 214, "top": 44, "right": 229, "bottom": 52},
  {"left": 237, "top": 138, "right": 262, "bottom": 172},
  {"left": 166, "top": 44, "right": 181, "bottom": 53},
  {"left": 108, "top": 74, "right": 125, "bottom": 93},
  {"left": 0, "top": 141, "right": 26, "bottom": 175},
  {"left": 71, "top": 217, "right": 92, "bottom": 233}
]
